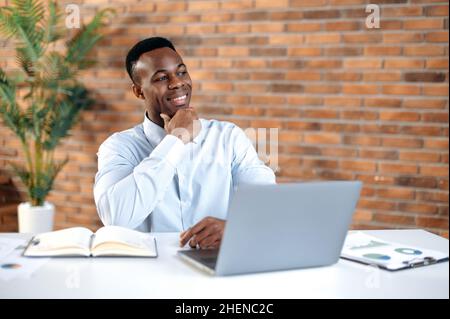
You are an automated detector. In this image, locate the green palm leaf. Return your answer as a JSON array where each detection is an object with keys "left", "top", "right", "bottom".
[
  {"left": 0, "top": 0, "right": 113, "bottom": 206},
  {"left": 66, "top": 8, "right": 114, "bottom": 68}
]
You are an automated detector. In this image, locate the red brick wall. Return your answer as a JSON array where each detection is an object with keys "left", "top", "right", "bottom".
[{"left": 1, "top": 0, "right": 448, "bottom": 237}]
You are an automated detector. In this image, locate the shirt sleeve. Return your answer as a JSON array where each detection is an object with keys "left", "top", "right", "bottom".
[
  {"left": 93, "top": 134, "right": 185, "bottom": 229},
  {"left": 230, "top": 126, "right": 276, "bottom": 188}
]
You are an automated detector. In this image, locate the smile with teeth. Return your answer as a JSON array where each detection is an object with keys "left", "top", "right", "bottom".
[
  {"left": 169, "top": 93, "right": 188, "bottom": 106},
  {"left": 172, "top": 94, "right": 187, "bottom": 101}
]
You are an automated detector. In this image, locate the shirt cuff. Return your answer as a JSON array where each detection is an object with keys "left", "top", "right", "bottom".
[{"left": 150, "top": 134, "right": 186, "bottom": 167}]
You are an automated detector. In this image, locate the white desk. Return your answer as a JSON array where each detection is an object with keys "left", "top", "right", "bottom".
[{"left": 0, "top": 229, "right": 448, "bottom": 299}]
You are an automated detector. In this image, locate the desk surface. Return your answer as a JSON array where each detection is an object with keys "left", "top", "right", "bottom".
[{"left": 0, "top": 229, "right": 448, "bottom": 299}]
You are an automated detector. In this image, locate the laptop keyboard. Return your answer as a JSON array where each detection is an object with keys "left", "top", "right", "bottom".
[
  {"left": 182, "top": 249, "right": 219, "bottom": 269},
  {"left": 200, "top": 257, "right": 217, "bottom": 269}
]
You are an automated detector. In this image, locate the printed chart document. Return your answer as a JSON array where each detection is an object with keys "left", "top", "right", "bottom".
[
  {"left": 0, "top": 237, "right": 26, "bottom": 259},
  {"left": 0, "top": 238, "right": 48, "bottom": 282},
  {"left": 341, "top": 232, "right": 448, "bottom": 271}
]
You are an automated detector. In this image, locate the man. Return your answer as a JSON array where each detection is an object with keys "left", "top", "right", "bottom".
[{"left": 94, "top": 37, "right": 275, "bottom": 249}]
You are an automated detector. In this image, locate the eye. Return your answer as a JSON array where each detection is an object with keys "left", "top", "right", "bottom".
[
  {"left": 155, "top": 75, "right": 168, "bottom": 82},
  {"left": 177, "top": 71, "right": 187, "bottom": 76}
]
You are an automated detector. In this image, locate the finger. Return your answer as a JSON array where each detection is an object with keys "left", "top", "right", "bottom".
[
  {"left": 180, "top": 218, "right": 210, "bottom": 246},
  {"left": 180, "top": 233, "right": 193, "bottom": 247},
  {"left": 198, "top": 233, "right": 219, "bottom": 249},
  {"left": 180, "top": 228, "right": 190, "bottom": 241},
  {"left": 179, "top": 229, "right": 188, "bottom": 246},
  {"left": 179, "top": 228, "right": 193, "bottom": 247},
  {"left": 205, "top": 239, "right": 221, "bottom": 250},
  {"left": 186, "top": 108, "right": 198, "bottom": 119},
  {"left": 189, "top": 236, "right": 198, "bottom": 248},
  {"left": 190, "top": 218, "right": 210, "bottom": 235},
  {"left": 188, "top": 235, "right": 196, "bottom": 246},
  {"left": 189, "top": 230, "right": 208, "bottom": 247},
  {"left": 189, "top": 225, "right": 215, "bottom": 247},
  {"left": 200, "top": 237, "right": 220, "bottom": 250},
  {"left": 193, "top": 224, "right": 216, "bottom": 245},
  {"left": 160, "top": 113, "right": 171, "bottom": 129},
  {"left": 180, "top": 220, "right": 205, "bottom": 247}
]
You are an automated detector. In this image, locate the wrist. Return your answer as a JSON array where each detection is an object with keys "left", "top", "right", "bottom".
[
  {"left": 168, "top": 127, "right": 192, "bottom": 144},
  {"left": 169, "top": 133, "right": 189, "bottom": 144}
]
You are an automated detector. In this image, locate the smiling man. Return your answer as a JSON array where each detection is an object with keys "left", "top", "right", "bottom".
[{"left": 94, "top": 37, "right": 275, "bottom": 249}]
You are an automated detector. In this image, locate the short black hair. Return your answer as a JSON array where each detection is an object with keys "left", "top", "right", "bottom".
[{"left": 125, "top": 37, "right": 176, "bottom": 83}]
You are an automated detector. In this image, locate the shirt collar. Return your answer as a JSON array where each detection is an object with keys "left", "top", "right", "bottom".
[
  {"left": 143, "top": 112, "right": 166, "bottom": 148},
  {"left": 143, "top": 112, "right": 204, "bottom": 148}
]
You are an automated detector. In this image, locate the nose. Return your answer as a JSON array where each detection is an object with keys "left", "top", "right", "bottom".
[{"left": 168, "top": 76, "right": 183, "bottom": 90}]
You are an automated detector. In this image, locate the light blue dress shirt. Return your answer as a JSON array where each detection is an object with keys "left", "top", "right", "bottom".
[{"left": 94, "top": 113, "right": 276, "bottom": 232}]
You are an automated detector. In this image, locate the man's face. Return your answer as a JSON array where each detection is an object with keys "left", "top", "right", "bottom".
[{"left": 132, "top": 47, "right": 192, "bottom": 119}]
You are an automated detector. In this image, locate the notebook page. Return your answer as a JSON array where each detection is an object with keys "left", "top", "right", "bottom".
[
  {"left": 31, "top": 227, "right": 93, "bottom": 251},
  {"left": 92, "top": 226, "right": 155, "bottom": 251}
]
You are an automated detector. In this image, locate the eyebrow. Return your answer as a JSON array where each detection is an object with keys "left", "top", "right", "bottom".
[{"left": 152, "top": 63, "right": 186, "bottom": 77}]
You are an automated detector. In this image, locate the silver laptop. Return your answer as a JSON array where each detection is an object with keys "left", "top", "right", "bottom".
[{"left": 178, "top": 181, "right": 362, "bottom": 276}]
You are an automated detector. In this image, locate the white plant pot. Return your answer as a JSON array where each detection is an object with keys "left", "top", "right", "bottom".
[{"left": 18, "top": 202, "right": 55, "bottom": 234}]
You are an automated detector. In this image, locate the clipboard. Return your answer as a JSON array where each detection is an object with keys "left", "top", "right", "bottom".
[
  {"left": 341, "top": 232, "right": 449, "bottom": 271},
  {"left": 402, "top": 256, "right": 448, "bottom": 269},
  {"left": 341, "top": 254, "right": 449, "bottom": 271}
]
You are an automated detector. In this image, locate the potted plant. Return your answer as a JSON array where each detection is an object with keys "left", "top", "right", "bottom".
[{"left": 0, "top": 1, "right": 113, "bottom": 233}]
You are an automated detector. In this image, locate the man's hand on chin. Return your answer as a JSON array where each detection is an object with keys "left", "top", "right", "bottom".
[
  {"left": 160, "top": 107, "right": 200, "bottom": 144},
  {"left": 179, "top": 217, "right": 225, "bottom": 249}
]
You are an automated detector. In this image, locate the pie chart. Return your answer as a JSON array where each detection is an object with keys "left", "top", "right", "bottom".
[
  {"left": 395, "top": 248, "right": 422, "bottom": 255},
  {"left": 363, "top": 253, "right": 391, "bottom": 261},
  {"left": 1, "top": 263, "right": 22, "bottom": 269}
]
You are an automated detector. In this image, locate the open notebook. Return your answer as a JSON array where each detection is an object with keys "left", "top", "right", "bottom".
[
  {"left": 23, "top": 226, "right": 157, "bottom": 257},
  {"left": 341, "top": 232, "right": 448, "bottom": 271}
]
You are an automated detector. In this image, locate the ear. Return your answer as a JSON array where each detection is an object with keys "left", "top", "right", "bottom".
[{"left": 132, "top": 84, "right": 145, "bottom": 100}]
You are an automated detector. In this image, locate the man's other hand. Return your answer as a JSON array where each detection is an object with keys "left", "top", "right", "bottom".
[
  {"left": 179, "top": 217, "right": 225, "bottom": 249},
  {"left": 160, "top": 108, "right": 200, "bottom": 144}
]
